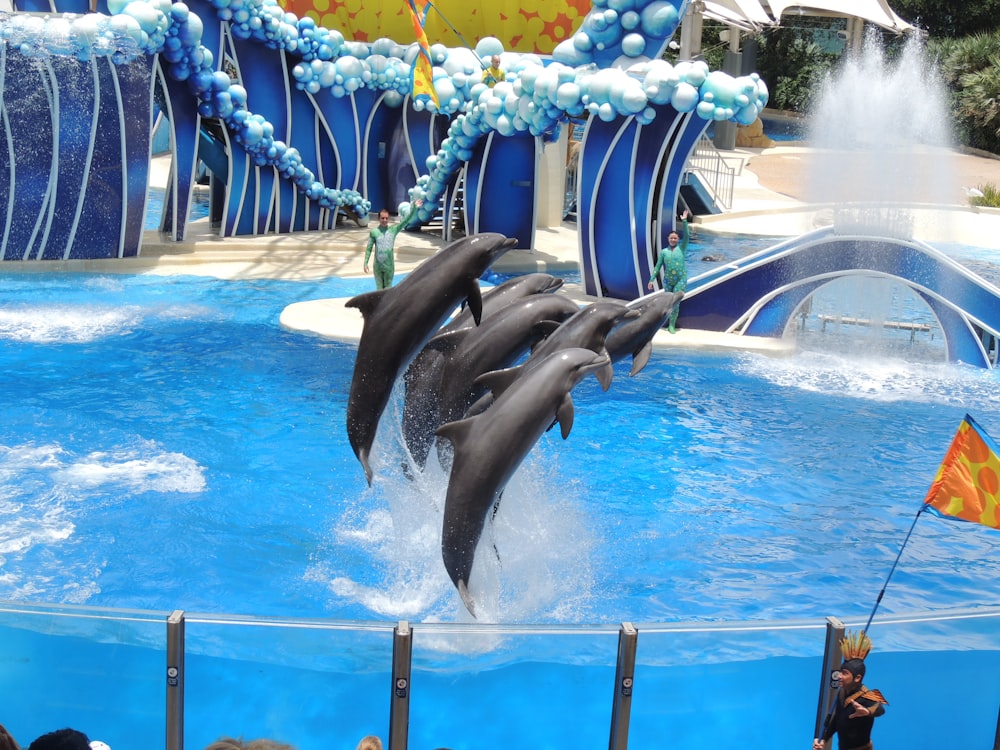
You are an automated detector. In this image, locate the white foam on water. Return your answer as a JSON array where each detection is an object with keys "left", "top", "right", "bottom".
[
  {"left": 313, "top": 383, "right": 600, "bottom": 629},
  {"left": 0, "top": 439, "right": 206, "bottom": 602},
  {"left": 0, "top": 304, "right": 143, "bottom": 343},
  {"left": 737, "top": 349, "right": 1000, "bottom": 408}
]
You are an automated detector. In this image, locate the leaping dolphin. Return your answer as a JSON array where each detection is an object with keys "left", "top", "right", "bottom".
[
  {"left": 463, "top": 300, "right": 637, "bottom": 417},
  {"left": 436, "top": 348, "right": 612, "bottom": 617},
  {"left": 401, "top": 273, "right": 565, "bottom": 473},
  {"left": 431, "top": 293, "right": 582, "bottom": 469},
  {"left": 605, "top": 291, "right": 684, "bottom": 375},
  {"left": 345, "top": 233, "right": 518, "bottom": 484}
]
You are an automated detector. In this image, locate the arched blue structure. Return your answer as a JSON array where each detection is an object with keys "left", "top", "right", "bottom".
[
  {"left": 579, "top": 104, "right": 709, "bottom": 300},
  {"left": 681, "top": 227, "right": 1000, "bottom": 368}
]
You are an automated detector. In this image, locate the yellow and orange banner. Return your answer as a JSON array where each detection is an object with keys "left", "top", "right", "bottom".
[
  {"left": 923, "top": 414, "right": 1000, "bottom": 529},
  {"left": 406, "top": 0, "right": 439, "bottom": 108},
  {"left": 279, "top": 0, "right": 591, "bottom": 55}
]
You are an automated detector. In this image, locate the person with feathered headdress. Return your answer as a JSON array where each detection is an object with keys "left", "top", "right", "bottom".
[{"left": 813, "top": 630, "right": 888, "bottom": 750}]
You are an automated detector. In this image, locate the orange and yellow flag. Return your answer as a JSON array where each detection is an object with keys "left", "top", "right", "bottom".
[
  {"left": 922, "top": 414, "right": 1000, "bottom": 529},
  {"left": 406, "top": 0, "right": 439, "bottom": 108}
]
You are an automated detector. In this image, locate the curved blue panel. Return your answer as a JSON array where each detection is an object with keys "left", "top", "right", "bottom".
[
  {"left": 467, "top": 131, "right": 537, "bottom": 248},
  {"left": 659, "top": 112, "right": 709, "bottom": 247},
  {"left": 75, "top": 58, "right": 124, "bottom": 259},
  {"left": 4, "top": 51, "right": 54, "bottom": 261},
  {"left": 232, "top": 38, "right": 293, "bottom": 232},
  {"left": 118, "top": 56, "right": 154, "bottom": 258},
  {"left": 578, "top": 115, "right": 619, "bottom": 296},
  {"left": 314, "top": 89, "right": 366, "bottom": 193},
  {"left": 683, "top": 234, "right": 1000, "bottom": 368},
  {"left": 386, "top": 112, "right": 416, "bottom": 209},
  {"left": 742, "top": 280, "right": 823, "bottom": 337},
  {"left": 45, "top": 56, "right": 96, "bottom": 259},
  {"left": 160, "top": 63, "right": 202, "bottom": 241},
  {"left": 630, "top": 106, "right": 684, "bottom": 292},
  {"left": 586, "top": 118, "right": 641, "bottom": 298},
  {"left": 14, "top": 0, "right": 53, "bottom": 10},
  {"left": 289, "top": 81, "right": 322, "bottom": 230},
  {"left": 922, "top": 295, "right": 990, "bottom": 367},
  {"left": 0, "top": 46, "right": 10, "bottom": 255},
  {"left": 363, "top": 93, "right": 401, "bottom": 211}
]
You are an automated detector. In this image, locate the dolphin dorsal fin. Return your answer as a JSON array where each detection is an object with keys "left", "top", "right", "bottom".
[
  {"left": 474, "top": 365, "right": 523, "bottom": 400},
  {"left": 344, "top": 289, "right": 388, "bottom": 320},
  {"left": 425, "top": 327, "right": 470, "bottom": 354},
  {"left": 435, "top": 415, "right": 478, "bottom": 448}
]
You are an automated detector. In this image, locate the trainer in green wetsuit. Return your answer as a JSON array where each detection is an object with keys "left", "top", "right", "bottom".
[
  {"left": 364, "top": 199, "right": 423, "bottom": 289},
  {"left": 647, "top": 209, "right": 691, "bottom": 333}
]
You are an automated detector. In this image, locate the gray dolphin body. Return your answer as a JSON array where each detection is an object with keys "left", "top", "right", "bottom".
[
  {"left": 464, "top": 300, "right": 636, "bottom": 417},
  {"left": 345, "top": 233, "right": 518, "bottom": 484},
  {"left": 605, "top": 291, "right": 684, "bottom": 375},
  {"left": 436, "top": 348, "right": 612, "bottom": 615},
  {"left": 431, "top": 293, "right": 582, "bottom": 467},
  {"left": 400, "top": 273, "right": 565, "bottom": 473}
]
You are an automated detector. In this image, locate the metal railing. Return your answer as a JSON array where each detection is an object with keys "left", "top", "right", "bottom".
[{"left": 685, "top": 134, "right": 737, "bottom": 210}]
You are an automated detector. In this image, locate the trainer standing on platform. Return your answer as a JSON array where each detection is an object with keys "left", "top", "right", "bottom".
[{"left": 364, "top": 199, "right": 423, "bottom": 289}]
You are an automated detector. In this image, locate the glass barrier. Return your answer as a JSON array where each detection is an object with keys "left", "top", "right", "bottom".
[
  {"left": 181, "top": 613, "right": 396, "bottom": 750},
  {"left": 408, "top": 623, "right": 622, "bottom": 750},
  {"left": 1, "top": 601, "right": 997, "bottom": 750},
  {"left": 0, "top": 602, "right": 169, "bottom": 749}
]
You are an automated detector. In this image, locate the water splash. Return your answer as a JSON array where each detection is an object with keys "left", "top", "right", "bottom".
[{"left": 806, "top": 30, "right": 958, "bottom": 238}]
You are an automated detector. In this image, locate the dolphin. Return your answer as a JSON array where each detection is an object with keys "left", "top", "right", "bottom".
[
  {"left": 436, "top": 348, "right": 612, "bottom": 616},
  {"left": 401, "top": 273, "right": 565, "bottom": 473},
  {"left": 431, "top": 293, "right": 583, "bottom": 469},
  {"left": 605, "top": 291, "right": 684, "bottom": 375},
  {"left": 463, "top": 300, "right": 637, "bottom": 417},
  {"left": 345, "top": 233, "right": 518, "bottom": 484}
]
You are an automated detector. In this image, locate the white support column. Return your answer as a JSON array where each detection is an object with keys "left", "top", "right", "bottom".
[{"left": 678, "top": 0, "right": 705, "bottom": 60}]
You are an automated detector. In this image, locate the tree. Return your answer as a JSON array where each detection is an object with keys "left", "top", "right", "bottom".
[{"left": 889, "top": 0, "right": 1000, "bottom": 39}]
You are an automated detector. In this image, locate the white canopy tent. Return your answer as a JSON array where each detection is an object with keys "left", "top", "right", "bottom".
[{"left": 692, "top": 0, "right": 915, "bottom": 34}]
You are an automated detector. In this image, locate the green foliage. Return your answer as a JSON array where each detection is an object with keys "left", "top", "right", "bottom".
[
  {"left": 753, "top": 25, "right": 840, "bottom": 113},
  {"left": 930, "top": 31, "right": 1000, "bottom": 155},
  {"left": 969, "top": 182, "right": 1000, "bottom": 208},
  {"left": 887, "top": 0, "right": 1000, "bottom": 39}
]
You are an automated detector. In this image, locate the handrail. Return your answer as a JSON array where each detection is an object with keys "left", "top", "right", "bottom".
[{"left": 685, "top": 134, "right": 736, "bottom": 210}]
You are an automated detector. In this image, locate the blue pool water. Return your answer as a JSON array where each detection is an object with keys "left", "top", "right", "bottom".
[{"left": 1, "top": 265, "right": 999, "bottom": 629}]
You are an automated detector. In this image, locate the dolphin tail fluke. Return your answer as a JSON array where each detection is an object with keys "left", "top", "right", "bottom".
[
  {"left": 359, "top": 448, "right": 373, "bottom": 486},
  {"left": 458, "top": 580, "right": 476, "bottom": 618}
]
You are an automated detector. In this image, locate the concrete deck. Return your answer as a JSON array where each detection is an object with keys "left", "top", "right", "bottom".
[{"left": 9, "top": 145, "right": 999, "bottom": 356}]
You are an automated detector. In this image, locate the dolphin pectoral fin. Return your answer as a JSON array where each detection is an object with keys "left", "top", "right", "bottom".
[
  {"left": 458, "top": 579, "right": 477, "bottom": 618},
  {"left": 464, "top": 280, "right": 485, "bottom": 325},
  {"left": 630, "top": 342, "right": 652, "bottom": 376},
  {"left": 556, "top": 395, "right": 575, "bottom": 439},
  {"left": 595, "top": 360, "right": 614, "bottom": 391}
]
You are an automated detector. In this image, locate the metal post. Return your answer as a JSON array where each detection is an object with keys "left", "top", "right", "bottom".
[
  {"left": 389, "top": 620, "right": 413, "bottom": 750},
  {"left": 609, "top": 622, "right": 638, "bottom": 750},
  {"left": 166, "top": 610, "right": 185, "bottom": 750},
  {"left": 814, "top": 617, "right": 846, "bottom": 740}
]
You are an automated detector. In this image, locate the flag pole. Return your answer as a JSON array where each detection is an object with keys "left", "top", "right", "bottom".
[
  {"left": 863, "top": 504, "right": 926, "bottom": 633},
  {"left": 424, "top": 1, "right": 490, "bottom": 70}
]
